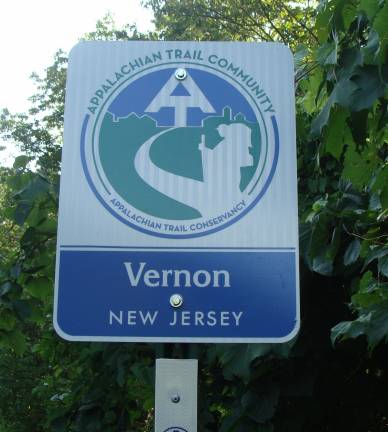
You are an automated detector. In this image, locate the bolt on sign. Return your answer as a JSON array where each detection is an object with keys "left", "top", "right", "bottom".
[{"left": 54, "top": 41, "right": 300, "bottom": 343}]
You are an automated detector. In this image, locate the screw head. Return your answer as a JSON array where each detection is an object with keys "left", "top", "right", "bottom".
[
  {"left": 175, "top": 68, "right": 187, "bottom": 80},
  {"left": 170, "top": 294, "right": 183, "bottom": 308},
  {"left": 171, "top": 394, "right": 181, "bottom": 403}
]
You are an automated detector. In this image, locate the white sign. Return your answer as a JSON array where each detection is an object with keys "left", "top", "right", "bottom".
[{"left": 54, "top": 41, "right": 300, "bottom": 343}]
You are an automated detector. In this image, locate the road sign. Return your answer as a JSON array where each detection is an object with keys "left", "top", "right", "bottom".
[{"left": 54, "top": 41, "right": 300, "bottom": 342}]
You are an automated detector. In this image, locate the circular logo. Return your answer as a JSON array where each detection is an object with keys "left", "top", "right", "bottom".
[
  {"left": 163, "top": 428, "right": 188, "bottom": 432},
  {"left": 82, "top": 63, "right": 278, "bottom": 238}
]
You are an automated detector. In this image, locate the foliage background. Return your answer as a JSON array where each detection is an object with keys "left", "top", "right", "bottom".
[{"left": 0, "top": 1, "right": 388, "bottom": 431}]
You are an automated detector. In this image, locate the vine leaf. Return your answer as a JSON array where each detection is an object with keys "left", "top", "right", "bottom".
[
  {"left": 215, "top": 344, "right": 273, "bottom": 382},
  {"left": 373, "top": 1, "right": 388, "bottom": 57},
  {"left": 358, "top": 0, "right": 380, "bottom": 19},
  {"left": 378, "top": 255, "right": 388, "bottom": 277},
  {"left": 344, "top": 239, "right": 361, "bottom": 266},
  {"left": 323, "top": 106, "right": 349, "bottom": 159},
  {"left": 26, "top": 277, "right": 52, "bottom": 302}
]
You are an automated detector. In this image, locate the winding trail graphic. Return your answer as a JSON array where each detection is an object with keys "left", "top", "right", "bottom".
[{"left": 134, "top": 123, "right": 253, "bottom": 218}]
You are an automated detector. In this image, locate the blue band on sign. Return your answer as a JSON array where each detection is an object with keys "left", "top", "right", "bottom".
[{"left": 56, "top": 249, "right": 297, "bottom": 340}]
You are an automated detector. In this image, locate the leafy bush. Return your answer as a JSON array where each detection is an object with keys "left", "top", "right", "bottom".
[{"left": 0, "top": 2, "right": 387, "bottom": 431}]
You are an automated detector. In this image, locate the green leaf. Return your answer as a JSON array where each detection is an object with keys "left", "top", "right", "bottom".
[
  {"left": 308, "top": 213, "right": 331, "bottom": 258},
  {"left": 26, "top": 206, "right": 48, "bottom": 228},
  {"left": 344, "top": 239, "right": 361, "bottom": 265},
  {"left": 130, "top": 362, "right": 154, "bottom": 388},
  {"left": 16, "top": 175, "right": 50, "bottom": 201},
  {"left": 352, "top": 291, "right": 380, "bottom": 308},
  {"left": 341, "top": 1, "right": 357, "bottom": 31},
  {"left": 354, "top": 279, "right": 388, "bottom": 308},
  {"left": 339, "top": 47, "right": 363, "bottom": 80},
  {"left": 311, "top": 79, "right": 357, "bottom": 136},
  {"left": 10, "top": 330, "right": 27, "bottom": 355},
  {"left": 312, "top": 250, "right": 333, "bottom": 275},
  {"left": 311, "top": 100, "right": 332, "bottom": 137},
  {"left": 331, "top": 316, "right": 368, "bottom": 344},
  {"left": 342, "top": 142, "right": 378, "bottom": 188},
  {"left": 365, "top": 302, "right": 388, "bottom": 348},
  {"left": 359, "top": 271, "right": 374, "bottom": 291},
  {"left": 26, "top": 277, "right": 52, "bottom": 302},
  {"left": 294, "top": 44, "right": 309, "bottom": 70},
  {"left": 1, "top": 281, "right": 14, "bottom": 296},
  {"left": 37, "top": 217, "right": 57, "bottom": 235},
  {"left": 362, "top": 30, "right": 380, "bottom": 63},
  {"left": 373, "top": 1, "right": 388, "bottom": 49},
  {"left": 116, "top": 361, "right": 127, "bottom": 388},
  {"left": 6, "top": 172, "right": 32, "bottom": 192},
  {"left": 371, "top": 166, "right": 388, "bottom": 209},
  {"left": 0, "top": 329, "right": 27, "bottom": 355},
  {"left": 13, "top": 155, "right": 30, "bottom": 169},
  {"left": 350, "top": 272, "right": 384, "bottom": 308},
  {"left": 20, "top": 227, "right": 42, "bottom": 247},
  {"left": 216, "top": 344, "right": 273, "bottom": 381},
  {"left": 219, "top": 407, "right": 244, "bottom": 432},
  {"left": 369, "top": 193, "right": 381, "bottom": 211},
  {"left": 12, "top": 299, "right": 32, "bottom": 320},
  {"left": 0, "top": 310, "right": 17, "bottom": 331},
  {"left": 333, "top": 78, "right": 360, "bottom": 108},
  {"left": 358, "top": 0, "right": 380, "bottom": 19},
  {"left": 364, "top": 245, "right": 388, "bottom": 267},
  {"left": 349, "top": 66, "right": 386, "bottom": 111},
  {"left": 328, "top": 226, "right": 342, "bottom": 260},
  {"left": 348, "top": 110, "right": 368, "bottom": 148},
  {"left": 312, "top": 197, "right": 328, "bottom": 212},
  {"left": 378, "top": 255, "right": 388, "bottom": 277},
  {"left": 301, "top": 69, "right": 325, "bottom": 114},
  {"left": 336, "top": 302, "right": 388, "bottom": 349},
  {"left": 323, "top": 106, "right": 349, "bottom": 159},
  {"left": 10, "top": 263, "right": 22, "bottom": 279},
  {"left": 0, "top": 281, "right": 22, "bottom": 296},
  {"left": 316, "top": 1, "right": 334, "bottom": 42},
  {"left": 316, "top": 41, "right": 338, "bottom": 65},
  {"left": 13, "top": 200, "right": 33, "bottom": 225},
  {"left": 312, "top": 64, "right": 385, "bottom": 137}
]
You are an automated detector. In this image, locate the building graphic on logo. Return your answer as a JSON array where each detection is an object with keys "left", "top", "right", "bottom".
[{"left": 82, "top": 65, "right": 279, "bottom": 238}]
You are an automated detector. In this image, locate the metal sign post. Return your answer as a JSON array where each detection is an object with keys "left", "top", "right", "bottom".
[
  {"left": 155, "top": 359, "right": 198, "bottom": 432},
  {"left": 55, "top": 41, "right": 298, "bottom": 431}
]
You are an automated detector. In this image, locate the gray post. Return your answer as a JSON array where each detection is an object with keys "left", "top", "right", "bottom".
[{"left": 155, "top": 358, "right": 198, "bottom": 432}]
